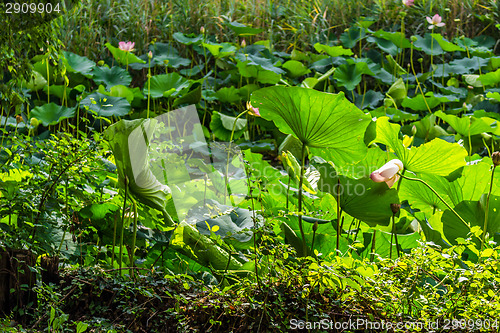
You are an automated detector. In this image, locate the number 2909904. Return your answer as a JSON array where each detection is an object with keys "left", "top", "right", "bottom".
[{"left": 5, "top": 2, "right": 61, "bottom": 14}]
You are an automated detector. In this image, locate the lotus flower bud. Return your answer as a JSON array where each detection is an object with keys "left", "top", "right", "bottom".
[
  {"left": 30, "top": 117, "right": 39, "bottom": 128},
  {"left": 200, "top": 26, "right": 205, "bottom": 34},
  {"left": 370, "top": 159, "right": 404, "bottom": 188},
  {"left": 492, "top": 151, "right": 500, "bottom": 167},
  {"left": 241, "top": 39, "right": 246, "bottom": 48},
  {"left": 148, "top": 51, "right": 153, "bottom": 59}
]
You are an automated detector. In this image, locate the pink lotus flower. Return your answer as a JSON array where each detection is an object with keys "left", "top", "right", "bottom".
[
  {"left": 370, "top": 159, "right": 404, "bottom": 188},
  {"left": 118, "top": 41, "right": 135, "bottom": 52},
  {"left": 246, "top": 101, "right": 261, "bottom": 117},
  {"left": 426, "top": 14, "right": 445, "bottom": 29},
  {"left": 402, "top": 0, "right": 414, "bottom": 7}
]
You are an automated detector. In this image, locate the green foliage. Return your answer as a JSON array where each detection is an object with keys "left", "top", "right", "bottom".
[{"left": 2, "top": 1, "right": 500, "bottom": 331}]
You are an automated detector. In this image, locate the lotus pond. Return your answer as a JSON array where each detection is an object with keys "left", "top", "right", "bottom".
[{"left": 1, "top": 0, "right": 500, "bottom": 332}]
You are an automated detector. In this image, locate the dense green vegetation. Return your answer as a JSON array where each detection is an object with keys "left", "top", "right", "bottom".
[{"left": 1, "top": 0, "right": 500, "bottom": 332}]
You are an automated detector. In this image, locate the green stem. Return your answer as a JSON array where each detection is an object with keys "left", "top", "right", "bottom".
[
  {"left": 481, "top": 165, "right": 496, "bottom": 251},
  {"left": 224, "top": 109, "right": 249, "bottom": 205},
  {"left": 410, "top": 42, "right": 432, "bottom": 114},
  {"left": 147, "top": 59, "right": 151, "bottom": 119},
  {"left": 336, "top": 178, "right": 341, "bottom": 253},
  {"left": 130, "top": 198, "right": 138, "bottom": 269},
  {"left": 298, "top": 143, "right": 307, "bottom": 257},
  {"left": 370, "top": 231, "right": 376, "bottom": 262},
  {"left": 119, "top": 176, "right": 129, "bottom": 275},
  {"left": 398, "top": 173, "right": 469, "bottom": 228}
]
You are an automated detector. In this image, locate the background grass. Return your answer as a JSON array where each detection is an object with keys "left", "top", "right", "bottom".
[{"left": 58, "top": 0, "right": 500, "bottom": 60}]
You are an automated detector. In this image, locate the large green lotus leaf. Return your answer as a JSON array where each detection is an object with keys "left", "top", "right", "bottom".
[
  {"left": 209, "top": 112, "right": 247, "bottom": 141},
  {"left": 92, "top": 66, "right": 132, "bottom": 88},
  {"left": 449, "top": 56, "right": 489, "bottom": 74},
  {"left": 237, "top": 61, "right": 281, "bottom": 84},
  {"left": 81, "top": 92, "right": 131, "bottom": 117},
  {"left": 150, "top": 43, "right": 191, "bottom": 68},
  {"left": 386, "top": 78, "right": 407, "bottom": 103},
  {"left": 399, "top": 173, "right": 449, "bottom": 213},
  {"left": 314, "top": 160, "right": 399, "bottom": 226},
  {"left": 104, "top": 119, "right": 173, "bottom": 225},
  {"left": 413, "top": 34, "right": 444, "bottom": 56},
  {"left": 310, "top": 145, "right": 387, "bottom": 178},
  {"left": 371, "top": 107, "right": 419, "bottom": 123},
  {"left": 404, "top": 139, "right": 468, "bottom": 176},
  {"left": 172, "top": 32, "right": 203, "bottom": 45},
  {"left": 429, "top": 34, "right": 464, "bottom": 52},
  {"left": 334, "top": 62, "right": 374, "bottom": 91},
  {"left": 367, "top": 36, "right": 399, "bottom": 56},
  {"left": 235, "top": 52, "right": 285, "bottom": 75},
  {"left": 445, "top": 161, "right": 497, "bottom": 206},
  {"left": 105, "top": 42, "right": 146, "bottom": 66},
  {"left": 43, "top": 85, "right": 71, "bottom": 101},
  {"left": 202, "top": 42, "right": 236, "bottom": 58},
  {"left": 354, "top": 90, "right": 384, "bottom": 109},
  {"left": 282, "top": 60, "right": 311, "bottom": 78},
  {"left": 313, "top": 43, "right": 353, "bottom": 57},
  {"left": 79, "top": 202, "right": 122, "bottom": 243},
  {"left": 372, "top": 231, "right": 421, "bottom": 258},
  {"left": 227, "top": 21, "right": 263, "bottom": 36},
  {"left": 478, "top": 68, "right": 500, "bottom": 87},
  {"left": 442, "top": 194, "right": 500, "bottom": 245},
  {"left": 188, "top": 200, "right": 263, "bottom": 250},
  {"left": 172, "top": 83, "right": 202, "bottom": 108},
  {"left": 30, "top": 103, "right": 76, "bottom": 126},
  {"left": 62, "top": 51, "right": 95, "bottom": 76},
  {"left": 215, "top": 86, "right": 241, "bottom": 103},
  {"left": 24, "top": 71, "right": 47, "bottom": 91},
  {"left": 98, "top": 85, "right": 144, "bottom": 104},
  {"left": 374, "top": 117, "right": 467, "bottom": 175},
  {"left": 250, "top": 87, "right": 370, "bottom": 160},
  {"left": 401, "top": 93, "right": 449, "bottom": 111},
  {"left": 340, "top": 26, "right": 366, "bottom": 49},
  {"left": 410, "top": 114, "right": 448, "bottom": 140},
  {"left": 434, "top": 111, "right": 492, "bottom": 136},
  {"left": 372, "top": 30, "right": 411, "bottom": 49},
  {"left": 146, "top": 73, "right": 190, "bottom": 99},
  {"left": 385, "top": 55, "right": 407, "bottom": 75}
]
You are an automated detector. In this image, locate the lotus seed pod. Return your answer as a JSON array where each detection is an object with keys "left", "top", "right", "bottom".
[
  {"left": 97, "top": 60, "right": 105, "bottom": 66},
  {"left": 16, "top": 115, "right": 23, "bottom": 124},
  {"left": 391, "top": 203, "right": 401, "bottom": 215},
  {"left": 411, "top": 36, "right": 417, "bottom": 42},
  {"left": 492, "top": 151, "right": 500, "bottom": 167}
]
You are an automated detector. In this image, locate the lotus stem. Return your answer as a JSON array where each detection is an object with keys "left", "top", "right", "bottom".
[
  {"left": 481, "top": 164, "right": 497, "bottom": 251},
  {"left": 370, "top": 230, "right": 376, "bottom": 262},
  {"left": 298, "top": 143, "right": 307, "bottom": 256},
  {"left": 398, "top": 173, "right": 469, "bottom": 229},
  {"left": 130, "top": 198, "right": 138, "bottom": 271},
  {"left": 119, "top": 176, "right": 129, "bottom": 275},
  {"left": 225, "top": 109, "right": 249, "bottom": 205}
]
